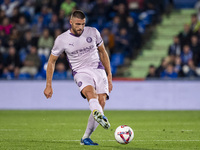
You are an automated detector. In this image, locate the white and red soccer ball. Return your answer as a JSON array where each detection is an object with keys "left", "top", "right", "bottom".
[{"left": 114, "top": 125, "right": 134, "bottom": 144}]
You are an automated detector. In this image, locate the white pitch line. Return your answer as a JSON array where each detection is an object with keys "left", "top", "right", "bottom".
[{"left": 51, "top": 139, "right": 200, "bottom": 142}]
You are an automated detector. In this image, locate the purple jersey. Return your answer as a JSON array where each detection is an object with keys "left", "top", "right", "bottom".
[{"left": 51, "top": 27, "right": 103, "bottom": 73}]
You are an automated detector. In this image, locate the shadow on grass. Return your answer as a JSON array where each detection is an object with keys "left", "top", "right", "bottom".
[{"left": 1, "top": 139, "right": 158, "bottom": 150}]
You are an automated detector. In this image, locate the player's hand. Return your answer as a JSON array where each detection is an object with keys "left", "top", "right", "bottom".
[
  {"left": 108, "top": 74, "right": 113, "bottom": 93},
  {"left": 44, "top": 86, "right": 53, "bottom": 99}
]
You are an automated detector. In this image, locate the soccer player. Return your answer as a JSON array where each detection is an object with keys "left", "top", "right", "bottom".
[{"left": 44, "top": 10, "right": 113, "bottom": 145}]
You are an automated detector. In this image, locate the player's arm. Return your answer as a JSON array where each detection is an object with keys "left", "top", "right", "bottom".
[
  {"left": 98, "top": 43, "right": 113, "bottom": 93},
  {"left": 44, "top": 54, "right": 59, "bottom": 98}
]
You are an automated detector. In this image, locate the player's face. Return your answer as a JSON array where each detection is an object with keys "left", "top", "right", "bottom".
[{"left": 70, "top": 17, "right": 86, "bottom": 36}]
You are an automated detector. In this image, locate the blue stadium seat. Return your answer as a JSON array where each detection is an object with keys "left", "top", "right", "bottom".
[
  {"left": 2, "top": 72, "right": 14, "bottom": 80},
  {"left": 34, "top": 71, "right": 46, "bottom": 80},
  {"left": 174, "top": 0, "right": 197, "bottom": 8},
  {"left": 129, "top": 12, "right": 140, "bottom": 23},
  {"left": 111, "top": 64, "right": 117, "bottom": 76},
  {"left": 111, "top": 53, "right": 124, "bottom": 67},
  {"left": 18, "top": 73, "right": 31, "bottom": 80},
  {"left": 39, "top": 54, "right": 47, "bottom": 68},
  {"left": 53, "top": 71, "right": 67, "bottom": 80}
]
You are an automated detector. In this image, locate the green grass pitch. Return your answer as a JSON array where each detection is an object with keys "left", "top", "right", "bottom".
[{"left": 0, "top": 110, "right": 199, "bottom": 150}]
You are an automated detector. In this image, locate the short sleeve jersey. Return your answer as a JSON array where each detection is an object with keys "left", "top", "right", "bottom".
[{"left": 51, "top": 27, "right": 103, "bottom": 72}]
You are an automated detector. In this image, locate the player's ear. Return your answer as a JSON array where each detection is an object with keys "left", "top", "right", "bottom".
[{"left": 70, "top": 19, "right": 72, "bottom": 25}]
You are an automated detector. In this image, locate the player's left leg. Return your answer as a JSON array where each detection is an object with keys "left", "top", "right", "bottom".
[{"left": 81, "top": 93, "right": 109, "bottom": 145}]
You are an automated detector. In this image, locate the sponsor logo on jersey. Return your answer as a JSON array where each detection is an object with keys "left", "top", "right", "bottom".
[
  {"left": 70, "top": 45, "right": 94, "bottom": 57},
  {"left": 69, "top": 43, "right": 74, "bottom": 46}
]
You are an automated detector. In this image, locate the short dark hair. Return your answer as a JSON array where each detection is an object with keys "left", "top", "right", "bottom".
[
  {"left": 71, "top": 10, "right": 85, "bottom": 19},
  {"left": 191, "top": 13, "right": 197, "bottom": 18},
  {"left": 149, "top": 64, "right": 155, "bottom": 68}
]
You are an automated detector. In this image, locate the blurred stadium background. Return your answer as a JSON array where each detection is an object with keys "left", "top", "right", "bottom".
[{"left": 0, "top": 1, "right": 200, "bottom": 149}]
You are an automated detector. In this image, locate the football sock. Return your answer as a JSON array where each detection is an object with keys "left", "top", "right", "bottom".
[
  {"left": 88, "top": 98, "right": 104, "bottom": 115},
  {"left": 82, "top": 99, "right": 103, "bottom": 139},
  {"left": 82, "top": 112, "right": 99, "bottom": 139}
]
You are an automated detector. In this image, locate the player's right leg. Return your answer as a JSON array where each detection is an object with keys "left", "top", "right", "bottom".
[
  {"left": 82, "top": 86, "right": 110, "bottom": 129},
  {"left": 93, "top": 93, "right": 110, "bottom": 129}
]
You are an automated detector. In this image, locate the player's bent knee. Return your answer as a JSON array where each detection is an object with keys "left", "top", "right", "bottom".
[
  {"left": 85, "top": 91, "right": 98, "bottom": 100},
  {"left": 82, "top": 85, "right": 98, "bottom": 100}
]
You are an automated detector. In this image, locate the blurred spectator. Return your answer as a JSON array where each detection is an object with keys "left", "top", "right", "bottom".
[
  {"left": 109, "top": 16, "right": 121, "bottom": 36},
  {"left": 168, "top": 36, "right": 181, "bottom": 56},
  {"left": 54, "top": 28, "right": 62, "bottom": 38},
  {"left": 161, "top": 63, "right": 178, "bottom": 79},
  {"left": 101, "top": 28, "right": 115, "bottom": 56},
  {"left": 19, "top": 0, "right": 35, "bottom": 21},
  {"left": 116, "top": 3, "right": 129, "bottom": 28},
  {"left": 178, "top": 24, "right": 192, "bottom": 48},
  {"left": 60, "top": 0, "right": 76, "bottom": 16},
  {"left": 0, "top": 30, "right": 7, "bottom": 49},
  {"left": 48, "top": 14, "right": 61, "bottom": 35},
  {"left": 20, "top": 45, "right": 41, "bottom": 76},
  {"left": 10, "top": 7, "right": 21, "bottom": 25},
  {"left": 146, "top": 64, "right": 156, "bottom": 78},
  {"left": 182, "top": 59, "right": 198, "bottom": 78},
  {"left": 115, "top": 28, "right": 130, "bottom": 56},
  {"left": 56, "top": 52, "right": 70, "bottom": 71},
  {"left": 31, "top": 16, "right": 45, "bottom": 37},
  {"left": 16, "top": 16, "right": 31, "bottom": 37},
  {"left": 53, "top": 62, "right": 67, "bottom": 80},
  {"left": 195, "top": 0, "right": 200, "bottom": 20},
  {"left": 194, "top": 27, "right": 200, "bottom": 43},
  {"left": 8, "top": 28, "right": 20, "bottom": 51},
  {"left": 58, "top": 10, "right": 70, "bottom": 31},
  {"left": 48, "top": 0, "right": 62, "bottom": 14},
  {"left": 112, "top": 0, "right": 127, "bottom": 12},
  {"left": 174, "top": 56, "right": 182, "bottom": 75},
  {"left": 0, "top": 52, "right": 4, "bottom": 77},
  {"left": 190, "top": 35, "right": 200, "bottom": 66},
  {"left": 126, "top": 16, "right": 141, "bottom": 49},
  {"left": 155, "top": 57, "right": 169, "bottom": 77},
  {"left": 0, "top": 17, "right": 13, "bottom": 35},
  {"left": 90, "top": 0, "right": 108, "bottom": 28},
  {"left": 0, "top": 38, "right": 6, "bottom": 53},
  {"left": 1, "top": 0, "right": 19, "bottom": 17},
  {"left": 38, "top": 28, "right": 54, "bottom": 58},
  {"left": 180, "top": 45, "right": 193, "bottom": 65},
  {"left": 19, "top": 30, "right": 38, "bottom": 54},
  {"left": 127, "top": 0, "right": 144, "bottom": 11},
  {"left": 0, "top": 9, "right": 6, "bottom": 22},
  {"left": 34, "top": 6, "right": 52, "bottom": 27},
  {"left": 58, "top": 9, "right": 66, "bottom": 29},
  {"left": 190, "top": 13, "right": 200, "bottom": 33},
  {"left": 3, "top": 46, "right": 20, "bottom": 78},
  {"left": 78, "top": 0, "right": 94, "bottom": 15}
]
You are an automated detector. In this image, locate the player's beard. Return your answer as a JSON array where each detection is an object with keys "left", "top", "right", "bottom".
[{"left": 71, "top": 26, "right": 83, "bottom": 36}]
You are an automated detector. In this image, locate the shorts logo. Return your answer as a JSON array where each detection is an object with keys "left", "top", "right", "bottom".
[
  {"left": 78, "top": 81, "right": 82, "bottom": 87},
  {"left": 86, "top": 37, "right": 92, "bottom": 43}
]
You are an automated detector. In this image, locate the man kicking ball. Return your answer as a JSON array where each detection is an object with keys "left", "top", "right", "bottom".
[{"left": 44, "top": 10, "right": 113, "bottom": 145}]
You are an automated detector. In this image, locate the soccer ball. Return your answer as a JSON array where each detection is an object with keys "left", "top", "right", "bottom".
[{"left": 114, "top": 125, "right": 134, "bottom": 144}]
